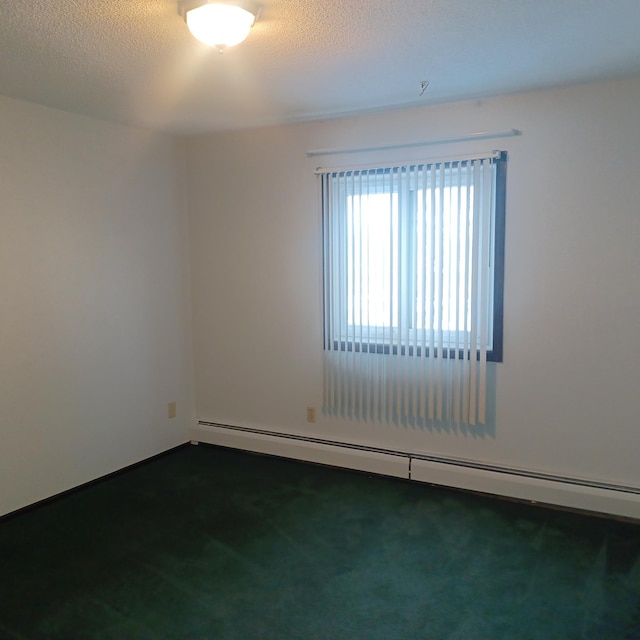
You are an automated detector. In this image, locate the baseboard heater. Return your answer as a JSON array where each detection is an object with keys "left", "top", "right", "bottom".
[{"left": 192, "top": 421, "right": 640, "bottom": 521}]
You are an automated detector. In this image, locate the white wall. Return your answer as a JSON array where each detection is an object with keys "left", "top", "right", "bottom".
[
  {"left": 186, "top": 77, "right": 640, "bottom": 491},
  {"left": 0, "top": 96, "right": 192, "bottom": 516}
]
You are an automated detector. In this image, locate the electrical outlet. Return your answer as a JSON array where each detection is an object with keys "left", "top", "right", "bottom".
[
  {"left": 168, "top": 401, "right": 177, "bottom": 419},
  {"left": 306, "top": 406, "right": 316, "bottom": 423}
]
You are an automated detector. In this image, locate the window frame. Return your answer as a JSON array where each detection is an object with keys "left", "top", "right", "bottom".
[{"left": 322, "top": 152, "right": 507, "bottom": 363}]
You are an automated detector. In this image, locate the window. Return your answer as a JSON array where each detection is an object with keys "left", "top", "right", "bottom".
[{"left": 319, "top": 151, "right": 506, "bottom": 425}]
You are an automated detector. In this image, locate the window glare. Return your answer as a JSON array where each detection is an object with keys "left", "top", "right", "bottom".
[
  {"left": 347, "top": 187, "right": 473, "bottom": 334},
  {"left": 347, "top": 193, "right": 398, "bottom": 328},
  {"left": 415, "top": 186, "right": 473, "bottom": 332}
]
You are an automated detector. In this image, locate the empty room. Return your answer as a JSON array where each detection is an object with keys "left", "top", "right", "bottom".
[{"left": 1, "top": 1, "right": 640, "bottom": 638}]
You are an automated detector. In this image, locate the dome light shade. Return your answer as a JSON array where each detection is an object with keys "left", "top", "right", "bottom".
[{"left": 178, "top": 1, "right": 261, "bottom": 49}]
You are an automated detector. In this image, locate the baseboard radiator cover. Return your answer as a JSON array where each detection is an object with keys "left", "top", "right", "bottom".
[{"left": 193, "top": 421, "right": 640, "bottom": 520}]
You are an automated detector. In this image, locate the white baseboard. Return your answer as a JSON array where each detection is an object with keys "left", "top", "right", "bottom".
[
  {"left": 410, "top": 458, "right": 640, "bottom": 520},
  {"left": 192, "top": 421, "right": 640, "bottom": 521},
  {"left": 193, "top": 422, "right": 408, "bottom": 478}
]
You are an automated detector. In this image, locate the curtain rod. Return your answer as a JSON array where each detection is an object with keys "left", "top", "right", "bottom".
[{"left": 306, "top": 129, "right": 522, "bottom": 158}]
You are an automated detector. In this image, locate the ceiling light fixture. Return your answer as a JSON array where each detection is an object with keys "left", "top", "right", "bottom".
[{"left": 178, "top": 0, "right": 261, "bottom": 50}]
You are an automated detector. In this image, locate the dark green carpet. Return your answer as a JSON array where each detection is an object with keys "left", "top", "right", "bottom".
[{"left": 1, "top": 444, "right": 639, "bottom": 639}]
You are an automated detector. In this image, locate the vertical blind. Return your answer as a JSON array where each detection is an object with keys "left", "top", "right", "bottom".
[{"left": 320, "top": 151, "right": 505, "bottom": 426}]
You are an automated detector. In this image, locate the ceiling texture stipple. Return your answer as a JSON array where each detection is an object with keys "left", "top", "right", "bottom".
[{"left": 1, "top": 0, "right": 640, "bottom": 134}]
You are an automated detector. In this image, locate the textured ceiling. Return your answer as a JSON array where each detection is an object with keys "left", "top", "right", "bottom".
[{"left": 1, "top": 0, "right": 640, "bottom": 133}]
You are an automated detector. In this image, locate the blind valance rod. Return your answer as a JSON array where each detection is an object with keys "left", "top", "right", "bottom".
[
  {"left": 306, "top": 128, "right": 521, "bottom": 158},
  {"left": 314, "top": 149, "right": 503, "bottom": 175}
]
